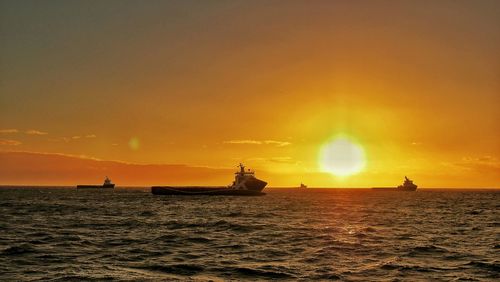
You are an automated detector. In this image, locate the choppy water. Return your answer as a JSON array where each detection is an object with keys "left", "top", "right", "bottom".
[{"left": 0, "top": 187, "right": 498, "bottom": 281}]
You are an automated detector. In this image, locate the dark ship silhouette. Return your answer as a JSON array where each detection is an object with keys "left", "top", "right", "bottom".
[
  {"left": 151, "top": 163, "right": 267, "bottom": 196},
  {"left": 77, "top": 176, "right": 115, "bottom": 189},
  {"left": 372, "top": 176, "right": 418, "bottom": 191}
]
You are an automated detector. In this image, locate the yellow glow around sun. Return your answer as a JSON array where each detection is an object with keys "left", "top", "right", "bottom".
[{"left": 319, "top": 136, "right": 366, "bottom": 177}]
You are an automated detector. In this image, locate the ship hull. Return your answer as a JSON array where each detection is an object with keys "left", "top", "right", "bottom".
[
  {"left": 372, "top": 187, "right": 417, "bottom": 191},
  {"left": 151, "top": 186, "right": 265, "bottom": 196},
  {"left": 77, "top": 184, "right": 115, "bottom": 189}
]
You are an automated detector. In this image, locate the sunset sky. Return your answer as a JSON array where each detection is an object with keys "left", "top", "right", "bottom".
[{"left": 1, "top": 1, "right": 499, "bottom": 187}]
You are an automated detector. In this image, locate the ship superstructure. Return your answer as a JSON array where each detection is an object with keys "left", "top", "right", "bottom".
[
  {"left": 396, "top": 176, "right": 418, "bottom": 191},
  {"left": 372, "top": 176, "right": 418, "bottom": 191}
]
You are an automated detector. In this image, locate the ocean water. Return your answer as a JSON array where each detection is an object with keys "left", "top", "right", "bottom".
[{"left": 0, "top": 187, "right": 498, "bottom": 281}]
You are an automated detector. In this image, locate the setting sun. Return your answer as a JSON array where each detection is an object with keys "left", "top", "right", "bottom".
[{"left": 319, "top": 136, "right": 366, "bottom": 177}]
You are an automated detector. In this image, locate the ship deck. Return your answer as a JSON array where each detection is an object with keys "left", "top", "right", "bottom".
[{"left": 151, "top": 186, "right": 265, "bottom": 196}]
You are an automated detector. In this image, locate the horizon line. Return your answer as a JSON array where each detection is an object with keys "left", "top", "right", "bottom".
[{"left": 0, "top": 185, "right": 498, "bottom": 190}]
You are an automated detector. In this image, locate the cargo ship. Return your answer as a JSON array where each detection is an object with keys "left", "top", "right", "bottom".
[
  {"left": 151, "top": 163, "right": 267, "bottom": 196},
  {"left": 77, "top": 176, "right": 115, "bottom": 189},
  {"left": 372, "top": 176, "right": 418, "bottom": 191}
]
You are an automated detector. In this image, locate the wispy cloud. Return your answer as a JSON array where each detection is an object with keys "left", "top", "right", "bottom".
[
  {"left": 263, "top": 140, "right": 291, "bottom": 147},
  {"left": 224, "top": 140, "right": 263, "bottom": 145},
  {"left": 25, "top": 130, "right": 48, "bottom": 135},
  {"left": 0, "top": 139, "right": 22, "bottom": 146},
  {"left": 0, "top": 129, "right": 19, "bottom": 134},
  {"left": 49, "top": 134, "right": 96, "bottom": 142},
  {"left": 1, "top": 129, "right": 50, "bottom": 136},
  {"left": 224, "top": 139, "right": 291, "bottom": 147},
  {"left": 442, "top": 156, "right": 500, "bottom": 174},
  {"left": 247, "top": 156, "right": 296, "bottom": 164},
  {"left": 268, "top": 157, "right": 294, "bottom": 163},
  {"left": 459, "top": 156, "right": 500, "bottom": 168}
]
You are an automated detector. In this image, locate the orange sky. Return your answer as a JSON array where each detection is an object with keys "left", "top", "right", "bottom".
[{"left": 1, "top": 1, "right": 499, "bottom": 187}]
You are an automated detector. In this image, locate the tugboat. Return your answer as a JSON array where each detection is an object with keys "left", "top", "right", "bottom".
[
  {"left": 299, "top": 183, "right": 307, "bottom": 189},
  {"left": 77, "top": 176, "right": 115, "bottom": 189},
  {"left": 151, "top": 163, "right": 267, "bottom": 196},
  {"left": 372, "top": 176, "right": 418, "bottom": 191}
]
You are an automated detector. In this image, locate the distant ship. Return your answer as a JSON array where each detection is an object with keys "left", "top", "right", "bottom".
[
  {"left": 299, "top": 183, "right": 307, "bottom": 189},
  {"left": 77, "top": 176, "right": 115, "bottom": 189},
  {"left": 372, "top": 176, "right": 418, "bottom": 191},
  {"left": 151, "top": 163, "right": 267, "bottom": 196}
]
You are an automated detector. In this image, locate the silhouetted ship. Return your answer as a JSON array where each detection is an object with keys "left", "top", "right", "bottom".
[
  {"left": 372, "top": 176, "right": 418, "bottom": 191},
  {"left": 77, "top": 176, "right": 115, "bottom": 189},
  {"left": 151, "top": 164, "right": 267, "bottom": 196},
  {"left": 299, "top": 183, "right": 307, "bottom": 189}
]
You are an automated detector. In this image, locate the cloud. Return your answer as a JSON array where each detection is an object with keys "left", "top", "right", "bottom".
[
  {"left": 245, "top": 157, "right": 266, "bottom": 161},
  {"left": 224, "top": 139, "right": 291, "bottom": 147},
  {"left": 224, "top": 140, "right": 263, "bottom": 145},
  {"left": 269, "top": 157, "right": 295, "bottom": 163},
  {"left": 246, "top": 156, "right": 296, "bottom": 164},
  {"left": 0, "top": 129, "right": 19, "bottom": 134},
  {"left": 50, "top": 134, "right": 96, "bottom": 142},
  {"left": 0, "top": 151, "right": 234, "bottom": 186},
  {"left": 25, "top": 130, "right": 48, "bottom": 135},
  {"left": 263, "top": 140, "right": 291, "bottom": 147},
  {"left": 0, "top": 139, "right": 22, "bottom": 146},
  {"left": 449, "top": 156, "right": 500, "bottom": 174}
]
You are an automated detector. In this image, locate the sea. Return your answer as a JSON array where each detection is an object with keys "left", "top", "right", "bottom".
[{"left": 0, "top": 187, "right": 498, "bottom": 281}]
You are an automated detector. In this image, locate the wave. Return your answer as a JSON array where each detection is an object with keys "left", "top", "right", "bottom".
[
  {"left": 139, "top": 210, "right": 155, "bottom": 217},
  {"left": 465, "top": 261, "right": 500, "bottom": 273},
  {"left": 312, "top": 273, "right": 342, "bottom": 280},
  {"left": 407, "top": 245, "right": 450, "bottom": 256},
  {"left": 137, "top": 263, "right": 204, "bottom": 276},
  {"left": 226, "top": 266, "right": 295, "bottom": 279},
  {"left": 2, "top": 244, "right": 37, "bottom": 256},
  {"left": 380, "top": 263, "right": 447, "bottom": 272},
  {"left": 48, "top": 275, "right": 115, "bottom": 281},
  {"left": 185, "top": 236, "right": 212, "bottom": 244},
  {"left": 155, "top": 234, "right": 179, "bottom": 243}
]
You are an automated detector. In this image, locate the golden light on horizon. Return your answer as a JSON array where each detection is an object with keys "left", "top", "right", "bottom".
[{"left": 319, "top": 136, "right": 366, "bottom": 177}]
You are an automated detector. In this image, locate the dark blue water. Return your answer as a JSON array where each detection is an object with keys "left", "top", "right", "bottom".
[{"left": 0, "top": 187, "right": 498, "bottom": 281}]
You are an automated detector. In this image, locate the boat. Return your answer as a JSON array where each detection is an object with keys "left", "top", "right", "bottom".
[
  {"left": 299, "top": 183, "right": 307, "bottom": 189},
  {"left": 77, "top": 176, "right": 115, "bottom": 189},
  {"left": 151, "top": 163, "right": 267, "bottom": 196},
  {"left": 372, "top": 176, "right": 418, "bottom": 191}
]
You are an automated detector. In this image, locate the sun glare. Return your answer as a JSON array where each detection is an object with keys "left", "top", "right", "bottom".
[{"left": 319, "top": 136, "right": 366, "bottom": 177}]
